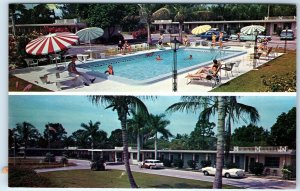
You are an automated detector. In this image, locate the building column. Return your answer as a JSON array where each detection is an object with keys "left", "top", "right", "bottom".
[
  {"left": 114, "top": 151, "right": 117, "bottom": 162},
  {"left": 233, "top": 154, "right": 236, "bottom": 163},
  {"left": 206, "top": 153, "right": 208, "bottom": 160},
  {"left": 169, "top": 152, "right": 171, "bottom": 160},
  {"left": 180, "top": 153, "right": 183, "bottom": 160},
  {"left": 192, "top": 153, "right": 195, "bottom": 161}
]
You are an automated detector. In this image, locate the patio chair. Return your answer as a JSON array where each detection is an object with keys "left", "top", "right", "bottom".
[
  {"left": 185, "top": 64, "right": 221, "bottom": 88},
  {"left": 221, "top": 62, "right": 235, "bottom": 78},
  {"left": 24, "top": 58, "right": 39, "bottom": 69},
  {"left": 190, "top": 41, "right": 196, "bottom": 47},
  {"left": 234, "top": 60, "right": 241, "bottom": 73},
  {"left": 142, "top": 43, "right": 150, "bottom": 50},
  {"left": 156, "top": 44, "right": 165, "bottom": 50}
]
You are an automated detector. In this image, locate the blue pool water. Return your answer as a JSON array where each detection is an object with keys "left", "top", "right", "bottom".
[{"left": 78, "top": 48, "right": 245, "bottom": 84}]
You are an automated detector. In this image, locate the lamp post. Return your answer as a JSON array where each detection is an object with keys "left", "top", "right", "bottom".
[
  {"left": 253, "top": 29, "right": 259, "bottom": 69},
  {"left": 170, "top": 37, "right": 180, "bottom": 92},
  {"left": 284, "top": 26, "right": 288, "bottom": 53},
  {"left": 90, "top": 136, "right": 94, "bottom": 161}
]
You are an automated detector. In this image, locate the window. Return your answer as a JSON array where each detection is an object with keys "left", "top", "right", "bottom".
[{"left": 265, "top": 157, "right": 280, "bottom": 168}]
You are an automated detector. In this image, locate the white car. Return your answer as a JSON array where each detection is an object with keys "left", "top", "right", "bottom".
[
  {"left": 139, "top": 159, "right": 164, "bottom": 169},
  {"left": 201, "top": 166, "right": 245, "bottom": 178}
]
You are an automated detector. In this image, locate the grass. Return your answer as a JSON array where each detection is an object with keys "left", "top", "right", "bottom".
[
  {"left": 212, "top": 49, "right": 296, "bottom": 92},
  {"left": 39, "top": 169, "right": 239, "bottom": 188}
]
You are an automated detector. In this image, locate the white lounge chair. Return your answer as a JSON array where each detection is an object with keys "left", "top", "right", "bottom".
[{"left": 24, "top": 58, "right": 38, "bottom": 69}]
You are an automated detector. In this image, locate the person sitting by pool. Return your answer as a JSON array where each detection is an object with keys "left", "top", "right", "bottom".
[
  {"left": 104, "top": 65, "right": 114, "bottom": 75},
  {"left": 117, "top": 40, "right": 124, "bottom": 52},
  {"left": 184, "top": 55, "right": 193, "bottom": 60},
  {"left": 122, "top": 41, "right": 131, "bottom": 54},
  {"left": 156, "top": 55, "right": 163, "bottom": 61},
  {"left": 183, "top": 35, "right": 190, "bottom": 46},
  {"left": 68, "top": 56, "right": 96, "bottom": 86},
  {"left": 186, "top": 59, "right": 221, "bottom": 81}
]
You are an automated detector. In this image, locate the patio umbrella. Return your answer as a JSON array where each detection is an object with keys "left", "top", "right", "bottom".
[
  {"left": 25, "top": 32, "right": 79, "bottom": 55},
  {"left": 75, "top": 27, "right": 104, "bottom": 50},
  {"left": 191, "top": 25, "right": 211, "bottom": 35},
  {"left": 241, "top": 25, "right": 265, "bottom": 35}
]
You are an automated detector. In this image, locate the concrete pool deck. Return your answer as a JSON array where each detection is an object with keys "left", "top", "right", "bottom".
[{"left": 10, "top": 46, "right": 282, "bottom": 93}]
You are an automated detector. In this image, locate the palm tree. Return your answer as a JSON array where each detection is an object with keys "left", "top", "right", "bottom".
[
  {"left": 166, "top": 96, "right": 259, "bottom": 189},
  {"left": 15, "top": 122, "right": 40, "bottom": 159},
  {"left": 200, "top": 96, "right": 260, "bottom": 164},
  {"left": 127, "top": 110, "right": 149, "bottom": 162},
  {"left": 80, "top": 120, "right": 104, "bottom": 160},
  {"left": 138, "top": 4, "right": 160, "bottom": 44},
  {"left": 88, "top": 96, "right": 149, "bottom": 188},
  {"left": 146, "top": 114, "right": 172, "bottom": 160},
  {"left": 172, "top": 5, "right": 191, "bottom": 42}
]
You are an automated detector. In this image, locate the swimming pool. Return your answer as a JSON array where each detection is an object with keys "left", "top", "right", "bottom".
[{"left": 78, "top": 48, "right": 246, "bottom": 85}]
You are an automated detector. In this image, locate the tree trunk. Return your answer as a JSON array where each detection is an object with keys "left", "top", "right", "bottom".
[
  {"left": 213, "top": 96, "right": 226, "bottom": 189},
  {"left": 118, "top": 110, "right": 138, "bottom": 188},
  {"left": 137, "top": 128, "right": 140, "bottom": 162},
  {"left": 224, "top": 119, "right": 231, "bottom": 165},
  {"left": 154, "top": 132, "right": 157, "bottom": 160},
  {"left": 178, "top": 22, "right": 183, "bottom": 42},
  {"left": 147, "top": 22, "right": 151, "bottom": 44}
]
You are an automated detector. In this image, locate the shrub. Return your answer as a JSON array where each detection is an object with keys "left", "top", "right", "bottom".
[
  {"left": 162, "top": 159, "right": 172, "bottom": 167},
  {"left": 132, "top": 28, "right": 148, "bottom": 40},
  {"left": 90, "top": 159, "right": 105, "bottom": 171},
  {"left": 109, "top": 33, "right": 124, "bottom": 44},
  {"left": 261, "top": 72, "right": 296, "bottom": 92},
  {"left": 173, "top": 159, "right": 184, "bottom": 168},
  {"left": 249, "top": 162, "right": 264, "bottom": 175},
  {"left": 200, "top": 160, "right": 212, "bottom": 168},
  {"left": 225, "top": 162, "right": 239, "bottom": 169},
  {"left": 282, "top": 165, "right": 296, "bottom": 180},
  {"left": 187, "top": 160, "right": 197, "bottom": 170},
  {"left": 43, "top": 152, "right": 56, "bottom": 163},
  {"left": 9, "top": 166, "right": 52, "bottom": 187}
]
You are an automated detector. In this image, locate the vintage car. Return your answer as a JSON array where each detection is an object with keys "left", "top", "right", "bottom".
[
  {"left": 239, "top": 34, "right": 272, "bottom": 42},
  {"left": 139, "top": 159, "right": 164, "bottom": 169},
  {"left": 280, "top": 29, "right": 295, "bottom": 40},
  {"left": 201, "top": 166, "right": 246, "bottom": 178},
  {"left": 198, "top": 31, "right": 229, "bottom": 41}
]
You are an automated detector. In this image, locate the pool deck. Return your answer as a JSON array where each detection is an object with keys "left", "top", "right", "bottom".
[{"left": 11, "top": 45, "right": 282, "bottom": 93}]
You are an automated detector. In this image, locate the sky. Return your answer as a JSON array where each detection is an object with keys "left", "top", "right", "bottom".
[{"left": 8, "top": 95, "right": 296, "bottom": 137}]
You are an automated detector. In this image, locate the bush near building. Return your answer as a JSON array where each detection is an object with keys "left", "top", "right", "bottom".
[{"left": 249, "top": 162, "right": 265, "bottom": 175}]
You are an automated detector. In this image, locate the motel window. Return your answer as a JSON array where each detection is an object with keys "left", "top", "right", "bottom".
[{"left": 265, "top": 157, "right": 280, "bottom": 168}]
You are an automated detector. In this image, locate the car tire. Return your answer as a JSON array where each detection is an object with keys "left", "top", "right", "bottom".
[
  {"left": 225, "top": 173, "right": 231, "bottom": 178},
  {"left": 203, "top": 171, "right": 209, "bottom": 176}
]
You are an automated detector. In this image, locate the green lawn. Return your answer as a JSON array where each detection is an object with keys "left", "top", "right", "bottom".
[
  {"left": 212, "top": 49, "right": 296, "bottom": 92},
  {"left": 40, "top": 169, "right": 238, "bottom": 188}
]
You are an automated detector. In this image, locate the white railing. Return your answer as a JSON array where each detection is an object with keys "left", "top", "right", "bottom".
[
  {"left": 55, "top": 19, "right": 79, "bottom": 24},
  {"left": 233, "top": 146, "right": 288, "bottom": 152},
  {"left": 154, "top": 20, "right": 172, "bottom": 23}
]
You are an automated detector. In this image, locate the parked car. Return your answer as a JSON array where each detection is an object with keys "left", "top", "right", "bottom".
[
  {"left": 239, "top": 34, "right": 272, "bottom": 42},
  {"left": 201, "top": 166, "right": 246, "bottom": 178},
  {"left": 280, "top": 29, "right": 295, "bottom": 40},
  {"left": 198, "top": 31, "right": 229, "bottom": 41},
  {"left": 229, "top": 34, "right": 239, "bottom": 40},
  {"left": 139, "top": 159, "right": 164, "bottom": 169}
]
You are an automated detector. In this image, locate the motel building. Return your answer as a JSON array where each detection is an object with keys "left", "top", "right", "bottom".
[
  {"left": 153, "top": 16, "right": 297, "bottom": 36},
  {"left": 19, "top": 145, "right": 295, "bottom": 177}
]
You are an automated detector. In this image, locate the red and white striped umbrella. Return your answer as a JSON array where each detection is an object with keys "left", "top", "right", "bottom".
[{"left": 25, "top": 32, "right": 79, "bottom": 55}]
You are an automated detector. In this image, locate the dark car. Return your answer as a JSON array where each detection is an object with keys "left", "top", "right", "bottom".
[
  {"left": 280, "top": 29, "right": 295, "bottom": 40},
  {"left": 198, "top": 31, "right": 229, "bottom": 41}
]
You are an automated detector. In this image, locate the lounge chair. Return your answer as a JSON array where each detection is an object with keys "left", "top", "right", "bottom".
[
  {"left": 185, "top": 64, "right": 221, "bottom": 87},
  {"left": 221, "top": 62, "right": 235, "bottom": 78}
]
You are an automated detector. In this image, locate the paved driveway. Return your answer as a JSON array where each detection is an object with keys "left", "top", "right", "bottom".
[{"left": 36, "top": 159, "right": 296, "bottom": 189}]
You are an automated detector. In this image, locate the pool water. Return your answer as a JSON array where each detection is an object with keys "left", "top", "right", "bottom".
[{"left": 78, "top": 48, "right": 245, "bottom": 84}]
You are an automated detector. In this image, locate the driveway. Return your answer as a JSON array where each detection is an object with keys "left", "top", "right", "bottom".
[{"left": 36, "top": 159, "right": 296, "bottom": 189}]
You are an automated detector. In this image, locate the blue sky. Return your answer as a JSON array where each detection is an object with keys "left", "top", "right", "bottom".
[{"left": 9, "top": 95, "right": 296, "bottom": 137}]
